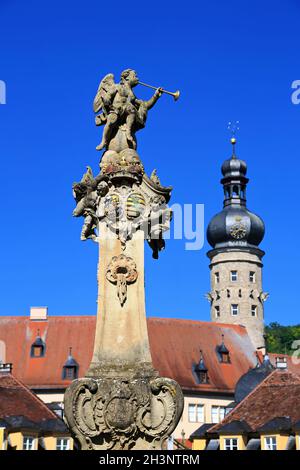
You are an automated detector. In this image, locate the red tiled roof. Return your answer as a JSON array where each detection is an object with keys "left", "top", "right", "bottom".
[
  {"left": 0, "top": 374, "right": 58, "bottom": 422},
  {"left": 0, "top": 316, "right": 258, "bottom": 393},
  {"left": 209, "top": 370, "right": 300, "bottom": 433}
]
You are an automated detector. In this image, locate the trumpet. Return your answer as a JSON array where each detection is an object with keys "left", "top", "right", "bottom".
[{"left": 138, "top": 81, "right": 180, "bottom": 101}]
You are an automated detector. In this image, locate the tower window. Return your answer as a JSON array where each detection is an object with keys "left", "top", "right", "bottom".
[
  {"left": 215, "top": 272, "right": 220, "bottom": 283},
  {"left": 232, "top": 185, "right": 239, "bottom": 196},
  {"left": 251, "top": 305, "right": 257, "bottom": 317},
  {"left": 215, "top": 306, "right": 220, "bottom": 318},
  {"left": 230, "top": 271, "right": 238, "bottom": 282},
  {"left": 249, "top": 271, "right": 256, "bottom": 283},
  {"left": 231, "top": 304, "right": 239, "bottom": 316}
]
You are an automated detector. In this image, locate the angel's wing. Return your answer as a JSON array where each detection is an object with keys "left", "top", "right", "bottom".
[{"left": 93, "top": 73, "right": 117, "bottom": 113}]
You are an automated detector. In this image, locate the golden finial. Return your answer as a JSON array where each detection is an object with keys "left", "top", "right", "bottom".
[{"left": 227, "top": 121, "right": 239, "bottom": 158}]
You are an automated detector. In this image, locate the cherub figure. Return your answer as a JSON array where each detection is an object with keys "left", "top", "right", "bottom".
[
  {"left": 73, "top": 175, "right": 109, "bottom": 241},
  {"left": 93, "top": 69, "right": 163, "bottom": 151}
]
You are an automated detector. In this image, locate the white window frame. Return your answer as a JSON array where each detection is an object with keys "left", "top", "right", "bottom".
[
  {"left": 264, "top": 436, "right": 277, "bottom": 450},
  {"left": 188, "top": 404, "right": 205, "bottom": 423},
  {"left": 231, "top": 304, "right": 239, "bottom": 316},
  {"left": 215, "top": 306, "right": 220, "bottom": 318},
  {"left": 196, "top": 404, "right": 204, "bottom": 423},
  {"left": 249, "top": 271, "right": 256, "bottom": 283},
  {"left": 211, "top": 406, "right": 226, "bottom": 424},
  {"left": 188, "top": 404, "right": 196, "bottom": 422},
  {"left": 23, "top": 436, "right": 36, "bottom": 450},
  {"left": 224, "top": 438, "right": 239, "bottom": 450},
  {"left": 230, "top": 271, "right": 238, "bottom": 282},
  {"left": 56, "top": 437, "right": 70, "bottom": 450},
  {"left": 251, "top": 305, "right": 257, "bottom": 317}
]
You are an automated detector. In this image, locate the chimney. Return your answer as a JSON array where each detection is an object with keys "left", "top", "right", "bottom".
[
  {"left": 0, "top": 363, "right": 13, "bottom": 374},
  {"left": 275, "top": 356, "right": 288, "bottom": 370},
  {"left": 30, "top": 307, "right": 48, "bottom": 321}
]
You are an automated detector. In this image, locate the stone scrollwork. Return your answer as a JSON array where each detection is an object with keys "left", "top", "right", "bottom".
[
  {"left": 64, "top": 374, "right": 184, "bottom": 450},
  {"left": 106, "top": 254, "right": 138, "bottom": 306}
]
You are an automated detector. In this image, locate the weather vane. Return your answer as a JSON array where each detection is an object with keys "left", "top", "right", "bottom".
[{"left": 227, "top": 120, "right": 240, "bottom": 156}]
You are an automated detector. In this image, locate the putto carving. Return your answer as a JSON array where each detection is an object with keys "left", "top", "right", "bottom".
[
  {"left": 64, "top": 375, "right": 184, "bottom": 450},
  {"left": 93, "top": 70, "right": 163, "bottom": 152},
  {"left": 106, "top": 255, "right": 138, "bottom": 306}
]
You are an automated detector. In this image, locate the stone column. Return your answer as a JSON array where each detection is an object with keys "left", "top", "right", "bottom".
[{"left": 64, "top": 149, "right": 184, "bottom": 450}]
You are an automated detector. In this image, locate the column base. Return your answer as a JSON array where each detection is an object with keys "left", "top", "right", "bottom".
[{"left": 64, "top": 368, "right": 184, "bottom": 450}]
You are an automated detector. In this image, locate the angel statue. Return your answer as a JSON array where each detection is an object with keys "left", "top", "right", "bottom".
[{"left": 93, "top": 69, "right": 163, "bottom": 152}]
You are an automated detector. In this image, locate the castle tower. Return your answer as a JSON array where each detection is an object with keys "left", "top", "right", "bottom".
[{"left": 206, "top": 137, "right": 268, "bottom": 350}]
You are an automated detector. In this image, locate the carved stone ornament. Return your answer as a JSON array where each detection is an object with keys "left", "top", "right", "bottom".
[
  {"left": 64, "top": 374, "right": 184, "bottom": 450},
  {"left": 106, "top": 254, "right": 138, "bottom": 306}
]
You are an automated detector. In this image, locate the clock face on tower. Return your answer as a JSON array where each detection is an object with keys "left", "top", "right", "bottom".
[{"left": 230, "top": 223, "right": 247, "bottom": 240}]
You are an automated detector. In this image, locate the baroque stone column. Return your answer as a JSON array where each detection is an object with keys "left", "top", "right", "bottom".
[{"left": 64, "top": 69, "right": 184, "bottom": 450}]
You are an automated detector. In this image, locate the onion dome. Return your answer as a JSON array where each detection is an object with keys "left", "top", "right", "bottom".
[
  {"left": 207, "top": 138, "right": 265, "bottom": 252},
  {"left": 234, "top": 354, "right": 274, "bottom": 403}
]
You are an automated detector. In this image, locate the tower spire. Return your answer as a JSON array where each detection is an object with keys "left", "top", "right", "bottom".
[{"left": 227, "top": 120, "right": 240, "bottom": 159}]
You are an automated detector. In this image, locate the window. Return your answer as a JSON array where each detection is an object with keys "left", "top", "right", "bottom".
[
  {"left": 215, "top": 306, "right": 220, "bottom": 318},
  {"left": 230, "top": 271, "right": 238, "bottom": 282},
  {"left": 56, "top": 438, "right": 70, "bottom": 450},
  {"left": 251, "top": 305, "right": 257, "bottom": 317},
  {"left": 63, "top": 366, "right": 77, "bottom": 380},
  {"left": 249, "top": 271, "right": 256, "bottom": 283},
  {"left": 215, "top": 272, "right": 220, "bottom": 283},
  {"left": 231, "top": 304, "right": 239, "bottom": 316},
  {"left": 30, "top": 333, "right": 45, "bottom": 358},
  {"left": 23, "top": 436, "right": 35, "bottom": 450},
  {"left": 224, "top": 438, "right": 239, "bottom": 450},
  {"left": 32, "top": 346, "right": 43, "bottom": 357},
  {"left": 198, "top": 370, "right": 209, "bottom": 384},
  {"left": 188, "top": 404, "right": 205, "bottom": 423},
  {"left": 211, "top": 406, "right": 226, "bottom": 424},
  {"left": 264, "top": 436, "right": 277, "bottom": 450}
]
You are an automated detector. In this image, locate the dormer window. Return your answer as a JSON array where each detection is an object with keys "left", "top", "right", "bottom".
[
  {"left": 217, "top": 335, "right": 231, "bottom": 363},
  {"left": 193, "top": 350, "right": 209, "bottom": 384},
  {"left": 62, "top": 348, "right": 79, "bottom": 380},
  {"left": 30, "top": 331, "right": 45, "bottom": 358}
]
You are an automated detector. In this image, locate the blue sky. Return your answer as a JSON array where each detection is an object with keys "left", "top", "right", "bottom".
[{"left": 0, "top": 0, "right": 299, "bottom": 325}]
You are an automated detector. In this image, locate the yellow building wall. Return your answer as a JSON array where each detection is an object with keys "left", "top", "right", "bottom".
[
  {"left": 9, "top": 432, "right": 27, "bottom": 450},
  {"left": 0, "top": 428, "right": 5, "bottom": 450},
  {"left": 43, "top": 436, "right": 73, "bottom": 450},
  {"left": 192, "top": 438, "right": 207, "bottom": 450},
  {"left": 260, "top": 434, "right": 290, "bottom": 451},
  {"left": 296, "top": 433, "right": 300, "bottom": 451},
  {"left": 219, "top": 435, "right": 247, "bottom": 450},
  {"left": 173, "top": 395, "right": 232, "bottom": 440}
]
